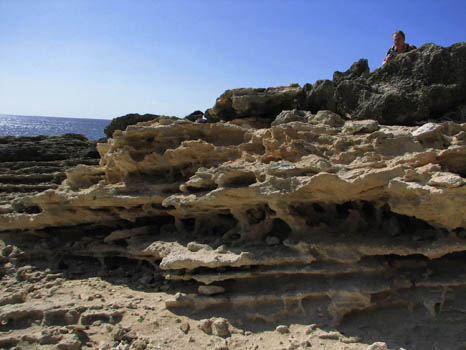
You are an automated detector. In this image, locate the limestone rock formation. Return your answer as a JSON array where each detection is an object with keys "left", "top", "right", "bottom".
[
  {"left": 1, "top": 113, "right": 465, "bottom": 326},
  {"left": 104, "top": 113, "right": 167, "bottom": 138},
  {"left": 1, "top": 41, "right": 466, "bottom": 349}
]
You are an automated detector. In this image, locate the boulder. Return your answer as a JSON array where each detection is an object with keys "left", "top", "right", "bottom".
[
  {"left": 184, "top": 110, "right": 204, "bottom": 122},
  {"left": 303, "top": 42, "right": 466, "bottom": 125},
  {"left": 208, "top": 84, "right": 304, "bottom": 121},
  {"left": 210, "top": 42, "right": 466, "bottom": 126},
  {"left": 104, "top": 113, "right": 164, "bottom": 138}
]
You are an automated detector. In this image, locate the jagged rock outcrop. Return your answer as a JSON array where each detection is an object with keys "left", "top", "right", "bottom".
[
  {"left": 1, "top": 42, "right": 466, "bottom": 344},
  {"left": 318, "top": 42, "right": 466, "bottom": 124},
  {"left": 184, "top": 110, "right": 204, "bottom": 122},
  {"left": 206, "top": 84, "right": 304, "bottom": 122},
  {"left": 0, "top": 134, "right": 100, "bottom": 207},
  {"left": 208, "top": 42, "right": 466, "bottom": 125},
  {"left": 104, "top": 113, "right": 167, "bottom": 138}
]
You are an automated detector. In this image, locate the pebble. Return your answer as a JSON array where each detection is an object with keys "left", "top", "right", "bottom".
[
  {"left": 367, "top": 342, "right": 388, "bottom": 350},
  {"left": 198, "top": 285, "right": 225, "bottom": 295},
  {"left": 198, "top": 319, "right": 212, "bottom": 335},
  {"left": 112, "top": 326, "right": 128, "bottom": 341},
  {"left": 318, "top": 332, "right": 340, "bottom": 340},
  {"left": 115, "top": 343, "right": 130, "bottom": 350},
  {"left": 131, "top": 338, "right": 148, "bottom": 350},
  {"left": 212, "top": 318, "right": 230, "bottom": 337},
  {"left": 305, "top": 324, "right": 317, "bottom": 335},
  {"left": 215, "top": 346, "right": 229, "bottom": 350},
  {"left": 180, "top": 322, "right": 190, "bottom": 334},
  {"left": 275, "top": 325, "right": 290, "bottom": 334},
  {"left": 301, "top": 340, "right": 311, "bottom": 347},
  {"left": 187, "top": 242, "right": 207, "bottom": 252},
  {"left": 341, "top": 336, "right": 362, "bottom": 343}
]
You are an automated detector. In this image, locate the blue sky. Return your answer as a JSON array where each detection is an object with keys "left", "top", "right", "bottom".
[{"left": 1, "top": 0, "right": 465, "bottom": 120}]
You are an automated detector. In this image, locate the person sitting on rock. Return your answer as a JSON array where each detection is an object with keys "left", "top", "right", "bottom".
[{"left": 382, "top": 30, "right": 416, "bottom": 66}]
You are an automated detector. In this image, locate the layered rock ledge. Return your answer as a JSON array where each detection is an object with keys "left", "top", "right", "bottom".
[
  {"left": 1, "top": 42, "right": 465, "bottom": 348},
  {"left": 0, "top": 134, "right": 100, "bottom": 208}
]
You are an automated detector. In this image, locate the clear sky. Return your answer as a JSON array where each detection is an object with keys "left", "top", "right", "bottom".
[{"left": 1, "top": 0, "right": 465, "bottom": 120}]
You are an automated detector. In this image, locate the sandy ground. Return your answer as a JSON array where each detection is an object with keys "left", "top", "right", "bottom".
[
  {"left": 1, "top": 239, "right": 464, "bottom": 350},
  {"left": 0, "top": 240, "right": 388, "bottom": 350}
]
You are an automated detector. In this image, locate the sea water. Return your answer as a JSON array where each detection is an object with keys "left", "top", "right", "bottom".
[{"left": 0, "top": 114, "right": 110, "bottom": 140}]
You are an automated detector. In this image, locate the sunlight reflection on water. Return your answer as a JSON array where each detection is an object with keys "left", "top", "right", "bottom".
[{"left": 0, "top": 114, "right": 110, "bottom": 140}]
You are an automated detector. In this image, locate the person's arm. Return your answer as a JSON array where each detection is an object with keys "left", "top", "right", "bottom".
[{"left": 382, "top": 49, "right": 392, "bottom": 66}]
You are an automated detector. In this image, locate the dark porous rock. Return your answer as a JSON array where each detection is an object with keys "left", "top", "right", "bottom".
[
  {"left": 303, "top": 42, "right": 466, "bottom": 125},
  {"left": 333, "top": 58, "right": 370, "bottom": 84},
  {"left": 212, "top": 42, "right": 466, "bottom": 126},
  {"left": 204, "top": 108, "right": 222, "bottom": 123},
  {"left": 0, "top": 134, "right": 101, "bottom": 205},
  {"left": 208, "top": 84, "right": 304, "bottom": 121},
  {"left": 185, "top": 110, "right": 204, "bottom": 122},
  {"left": 0, "top": 134, "right": 91, "bottom": 162},
  {"left": 303, "top": 79, "right": 336, "bottom": 114},
  {"left": 104, "top": 113, "right": 162, "bottom": 138},
  {"left": 271, "top": 109, "right": 311, "bottom": 126}
]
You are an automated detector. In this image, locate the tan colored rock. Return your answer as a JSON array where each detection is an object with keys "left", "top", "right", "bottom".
[
  {"left": 211, "top": 318, "right": 230, "bottom": 337},
  {"left": 366, "top": 342, "right": 388, "bottom": 350},
  {"left": 275, "top": 325, "right": 289, "bottom": 334},
  {"left": 198, "top": 319, "right": 212, "bottom": 335},
  {"left": 198, "top": 285, "right": 225, "bottom": 296},
  {"left": 0, "top": 114, "right": 465, "bottom": 338},
  {"left": 318, "top": 332, "right": 340, "bottom": 340}
]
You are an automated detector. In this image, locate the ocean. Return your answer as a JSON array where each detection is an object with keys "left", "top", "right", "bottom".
[{"left": 0, "top": 114, "right": 111, "bottom": 140}]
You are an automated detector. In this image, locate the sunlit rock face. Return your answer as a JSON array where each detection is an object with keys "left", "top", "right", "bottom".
[{"left": 1, "top": 42, "right": 465, "bottom": 328}]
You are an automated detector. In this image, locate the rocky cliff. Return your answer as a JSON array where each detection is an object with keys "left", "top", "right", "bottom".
[
  {"left": 207, "top": 43, "right": 466, "bottom": 125},
  {"left": 1, "top": 43, "right": 465, "bottom": 350}
]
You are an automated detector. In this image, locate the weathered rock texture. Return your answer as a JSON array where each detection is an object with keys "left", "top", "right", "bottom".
[
  {"left": 0, "top": 134, "right": 100, "bottom": 207},
  {"left": 1, "top": 42, "right": 466, "bottom": 348},
  {"left": 104, "top": 113, "right": 165, "bottom": 138},
  {"left": 208, "top": 43, "right": 466, "bottom": 125},
  {"left": 1, "top": 114, "right": 465, "bottom": 324}
]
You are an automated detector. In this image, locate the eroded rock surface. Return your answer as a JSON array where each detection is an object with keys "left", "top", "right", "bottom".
[
  {"left": 1, "top": 113, "right": 464, "bottom": 330},
  {"left": 0, "top": 134, "right": 100, "bottom": 207},
  {"left": 1, "top": 42, "right": 466, "bottom": 350},
  {"left": 208, "top": 42, "right": 466, "bottom": 125},
  {"left": 104, "top": 113, "right": 166, "bottom": 138}
]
